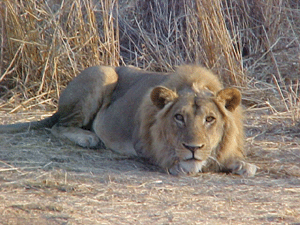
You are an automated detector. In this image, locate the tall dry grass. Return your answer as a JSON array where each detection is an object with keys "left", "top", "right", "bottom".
[
  {"left": 118, "top": 0, "right": 244, "bottom": 84},
  {"left": 0, "top": 0, "right": 299, "bottom": 119},
  {"left": 0, "top": 0, "right": 119, "bottom": 111}
]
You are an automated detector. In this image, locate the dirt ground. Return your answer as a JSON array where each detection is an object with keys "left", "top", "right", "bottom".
[{"left": 0, "top": 109, "right": 300, "bottom": 225}]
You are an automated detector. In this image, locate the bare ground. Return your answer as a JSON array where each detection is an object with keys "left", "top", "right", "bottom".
[{"left": 0, "top": 109, "right": 300, "bottom": 225}]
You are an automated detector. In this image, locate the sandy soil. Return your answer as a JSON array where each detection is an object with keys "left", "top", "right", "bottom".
[{"left": 0, "top": 109, "right": 299, "bottom": 225}]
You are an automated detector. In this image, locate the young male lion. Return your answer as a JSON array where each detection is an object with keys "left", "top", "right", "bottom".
[{"left": 0, "top": 65, "right": 256, "bottom": 176}]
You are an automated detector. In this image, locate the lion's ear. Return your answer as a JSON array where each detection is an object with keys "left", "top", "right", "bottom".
[
  {"left": 150, "top": 86, "right": 178, "bottom": 109},
  {"left": 216, "top": 88, "right": 241, "bottom": 112}
]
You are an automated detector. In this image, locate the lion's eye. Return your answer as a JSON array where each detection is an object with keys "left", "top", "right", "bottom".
[
  {"left": 174, "top": 114, "right": 184, "bottom": 123},
  {"left": 205, "top": 116, "right": 215, "bottom": 123}
]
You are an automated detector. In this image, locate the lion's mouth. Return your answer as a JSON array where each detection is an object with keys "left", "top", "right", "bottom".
[
  {"left": 184, "top": 157, "right": 203, "bottom": 161},
  {"left": 184, "top": 150, "right": 204, "bottom": 161}
]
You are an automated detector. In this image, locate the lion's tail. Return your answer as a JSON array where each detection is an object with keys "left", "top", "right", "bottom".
[{"left": 0, "top": 112, "right": 59, "bottom": 133}]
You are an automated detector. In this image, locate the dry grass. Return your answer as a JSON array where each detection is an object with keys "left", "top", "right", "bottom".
[
  {"left": 0, "top": 0, "right": 299, "bottom": 117},
  {"left": 118, "top": 0, "right": 245, "bottom": 84},
  {"left": 0, "top": 0, "right": 300, "bottom": 224},
  {"left": 0, "top": 0, "right": 119, "bottom": 110}
]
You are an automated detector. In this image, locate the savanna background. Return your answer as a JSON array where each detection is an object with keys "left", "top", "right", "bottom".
[{"left": 0, "top": 0, "right": 299, "bottom": 224}]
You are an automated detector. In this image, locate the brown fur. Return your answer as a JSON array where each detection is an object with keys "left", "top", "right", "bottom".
[{"left": 0, "top": 65, "right": 256, "bottom": 176}]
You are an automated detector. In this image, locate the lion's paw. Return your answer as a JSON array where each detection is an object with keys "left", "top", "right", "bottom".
[
  {"left": 229, "top": 161, "right": 257, "bottom": 177},
  {"left": 76, "top": 134, "right": 100, "bottom": 148}
]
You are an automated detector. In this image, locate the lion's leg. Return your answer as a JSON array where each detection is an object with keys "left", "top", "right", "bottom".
[
  {"left": 52, "top": 66, "right": 118, "bottom": 147},
  {"left": 51, "top": 124, "right": 101, "bottom": 148},
  {"left": 217, "top": 143, "right": 257, "bottom": 177},
  {"left": 57, "top": 66, "right": 118, "bottom": 127},
  {"left": 202, "top": 156, "right": 257, "bottom": 177}
]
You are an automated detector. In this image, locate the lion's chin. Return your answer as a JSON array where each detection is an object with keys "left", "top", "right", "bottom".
[{"left": 168, "top": 159, "right": 207, "bottom": 176}]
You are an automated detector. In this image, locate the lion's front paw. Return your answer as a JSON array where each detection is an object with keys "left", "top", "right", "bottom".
[
  {"left": 228, "top": 161, "right": 257, "bottom": 177},
  {"left": 168, "top": 160, "right": 206, "bottom": 176}
]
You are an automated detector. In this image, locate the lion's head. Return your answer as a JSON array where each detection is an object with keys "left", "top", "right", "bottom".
[{"left": 135, "top": 66, "right": 245, "bottom": 176}]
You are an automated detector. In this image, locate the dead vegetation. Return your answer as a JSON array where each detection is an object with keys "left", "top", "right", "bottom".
[
  {"left": 0, "top": 0, "right": 300, "bottom": 224},
  {"left": 1, "top": 0, "right": 299, "bottom": 112}
]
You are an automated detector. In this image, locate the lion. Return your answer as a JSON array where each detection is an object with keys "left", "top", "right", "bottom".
[{"left": 0, "top": 65, "right": 256, "bottom": 176}]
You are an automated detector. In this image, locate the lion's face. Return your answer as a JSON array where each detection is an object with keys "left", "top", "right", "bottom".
[
  {"left": 168, "top": 92, "right": 224, "bottom": 160},
  {"left": 150, "top": 86, "right": 241, "bottom": 175}
]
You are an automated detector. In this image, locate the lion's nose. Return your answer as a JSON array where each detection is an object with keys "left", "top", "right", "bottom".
[{"left": 182, "top": 143, "right": 205, "bottom": 152}]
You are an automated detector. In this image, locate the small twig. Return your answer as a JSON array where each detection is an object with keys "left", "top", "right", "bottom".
[
  {"left": 0, "top": 168, "right": 19, "bottom": 172},
  {"left": 0, "top": 159, "right": 21, "bottom": 173}
]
